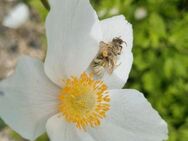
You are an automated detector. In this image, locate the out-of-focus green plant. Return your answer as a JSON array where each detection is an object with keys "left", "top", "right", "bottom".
[
  {"left": 91, "top": 0, "right": 188, "bottom": 141},
  {"left": 0, "top": 0, "right": 187, "bottom": 141}
]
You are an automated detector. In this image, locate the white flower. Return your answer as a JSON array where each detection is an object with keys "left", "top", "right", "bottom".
[
  {"left": 0, "top": 0, "right": 168, "bottom": 141},
  {"left": 3, "top": 3, "right": 30, "bottom": 29},
  {"left": 134, "top": 7, "right": 147, "bottom": 20}
]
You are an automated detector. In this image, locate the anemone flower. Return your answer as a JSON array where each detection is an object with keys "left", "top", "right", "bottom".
[{"left": 0, "top": 0, "right": 168, "bottom": 141}]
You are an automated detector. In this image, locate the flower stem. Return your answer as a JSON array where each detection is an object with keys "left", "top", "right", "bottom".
[{"left": 40, "top": 0, "right": 50, "bottom": 11}]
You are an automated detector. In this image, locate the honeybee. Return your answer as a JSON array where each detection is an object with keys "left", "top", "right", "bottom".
[{"left": 91, "top": 37, "right": 126, "bottom": 77}]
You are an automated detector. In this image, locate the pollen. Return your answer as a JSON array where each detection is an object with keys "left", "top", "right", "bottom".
[{"left": 58, "top": 72, "right": 110, "bottom": 130}]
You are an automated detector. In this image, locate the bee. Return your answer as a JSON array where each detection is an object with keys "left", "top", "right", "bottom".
[{"left": 91, "top": 37, "right": 126, "bottom": 77}]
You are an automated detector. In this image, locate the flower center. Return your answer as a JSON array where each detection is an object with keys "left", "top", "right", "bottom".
[{"left": 58, "top": 72, "right": 110, "bottom": 130}]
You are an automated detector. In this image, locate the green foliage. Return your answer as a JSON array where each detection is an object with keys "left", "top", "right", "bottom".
[
  {"left": 93, "top": 0, "right": 188, "bottom": 140},
  {"left": 28, "top": 0, "right": 48, "bottom": 21},
  {"left": 0, "top": 0, "right": 187, "bottom": 141}
]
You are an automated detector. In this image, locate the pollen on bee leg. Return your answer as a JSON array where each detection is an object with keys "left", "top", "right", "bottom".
[{"left": 58, "top": 72, "right": 110, "bottom": 130}]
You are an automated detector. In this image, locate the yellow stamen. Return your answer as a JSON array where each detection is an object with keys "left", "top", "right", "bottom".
[{"left": 58, "top": 72, "right": 110, "bottom": 130}]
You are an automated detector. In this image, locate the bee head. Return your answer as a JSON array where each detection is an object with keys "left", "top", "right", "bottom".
[{"left": 112, "top": 37, "right": 124, "bottom": 45}]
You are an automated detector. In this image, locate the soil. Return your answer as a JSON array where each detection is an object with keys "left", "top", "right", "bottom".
[{"left": 0, "top": 0, "right": 45, "bottom": 80}]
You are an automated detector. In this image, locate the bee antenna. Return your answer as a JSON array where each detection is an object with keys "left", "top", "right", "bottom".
[{"left": 123, "top": 41, "right": 127, "bottom": 47}]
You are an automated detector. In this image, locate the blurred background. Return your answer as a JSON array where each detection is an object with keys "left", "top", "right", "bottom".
[{"left": 0, "top": 0, "right": 188, "bottom": 141}]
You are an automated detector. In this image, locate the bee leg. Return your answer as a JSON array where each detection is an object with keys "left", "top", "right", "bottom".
[
  {"left": 106, "top": 67, "right": 113, "bottom": 75},
  {"left": 115, "top": 62, "right": 121, "bottom": 69},
  {"left": 95, "top": 66, "right": 105, "bottom": 77},
  {"left": 107, "top": 58, "right": 115, "bottom": 75},
  {"left": 116, "top": 46, "right": 123, "bottom": 55}
]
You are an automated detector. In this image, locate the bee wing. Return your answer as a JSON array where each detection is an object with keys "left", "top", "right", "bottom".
[
  {"left": 99, "top": 41, "right": 107, "bottom": 47},
  {"left": 99, "top": 42, "right": 108, "bottom": 52}
]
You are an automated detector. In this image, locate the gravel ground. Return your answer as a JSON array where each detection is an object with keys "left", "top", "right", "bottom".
[{"left": 0, "top": 0, "right": 45, "bottom": 80}]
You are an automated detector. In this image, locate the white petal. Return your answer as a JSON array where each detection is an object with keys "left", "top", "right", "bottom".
[
  {"left": 45, "top": 0, "right": 102, "bottom": 87},
  {"left": 0, "top": 56, "right": 59, "bottom": 140},
  {"left": 100, "top": 15, "right": 133, "bottom": 89},
  {"left": 88, "top": 120, "right": 133, "bottom": 141},
  {"left": 3, "top": 3, "right": 29, "bottom": 29},
  {"left": 88, "top": 89, "right": 168, "bottom": 141},
  {"left": 101, "top": 15, "right": 133, "bottom": 50},
  {"left": 46, "top": 114, "right": 95, "bottom": 141}
]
